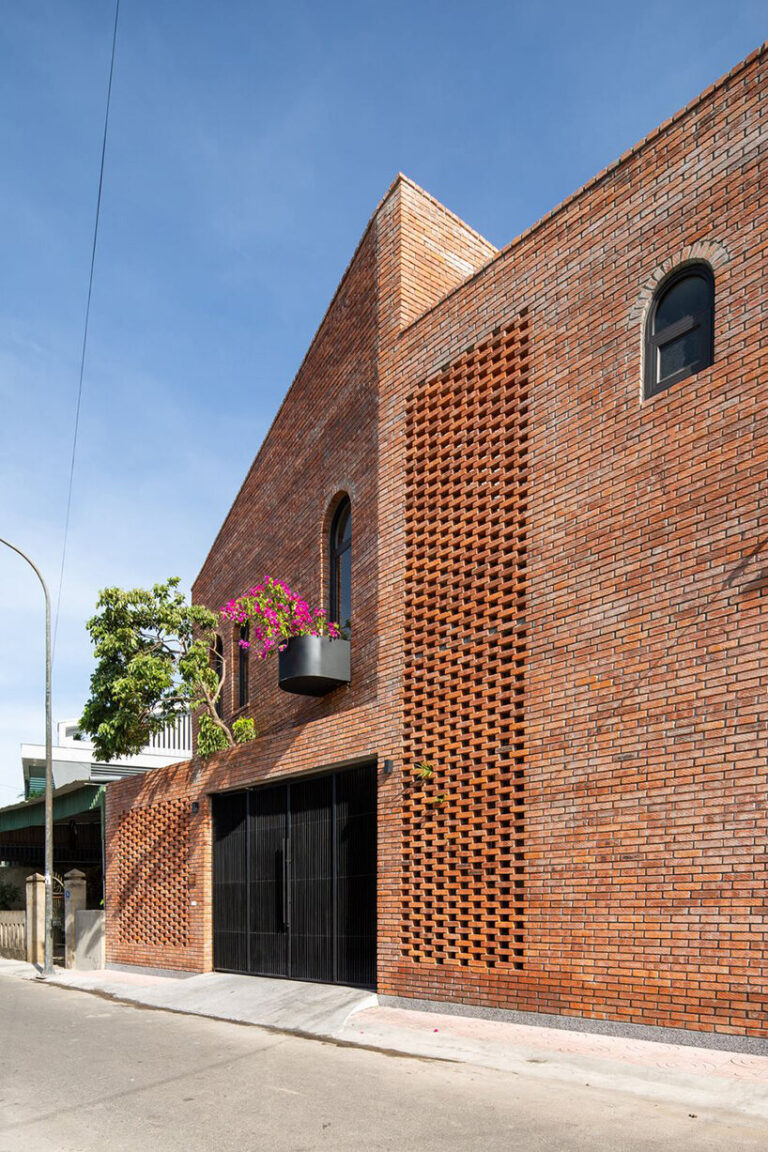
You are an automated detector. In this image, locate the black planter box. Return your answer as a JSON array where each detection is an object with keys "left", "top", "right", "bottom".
[{"left": 277, "top": 636, "right": 351, "bottom": 697}]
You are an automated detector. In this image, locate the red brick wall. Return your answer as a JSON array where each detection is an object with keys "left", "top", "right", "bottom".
[
  {"left": 106, "top": 47, "right": 768, "bottom": 1037},
  {"left": 193, "top": 224, "right": 379, "bottom": 734},
  {"left": 377, "top": 47, "right": 768, "bottom": 1036}
]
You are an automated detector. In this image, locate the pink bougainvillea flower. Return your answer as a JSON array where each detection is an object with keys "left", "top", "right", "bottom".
[{"left": 219, "top": 575, "right": 340, "bottom": 660}]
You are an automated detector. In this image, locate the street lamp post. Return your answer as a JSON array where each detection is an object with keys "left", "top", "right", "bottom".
[{"left": 0, "top": 537, "right": 54, "bottom": 976}]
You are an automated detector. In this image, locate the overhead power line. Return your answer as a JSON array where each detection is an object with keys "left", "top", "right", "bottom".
[{"left": 53, "top": 0, "right": 121, "bottom": 660}]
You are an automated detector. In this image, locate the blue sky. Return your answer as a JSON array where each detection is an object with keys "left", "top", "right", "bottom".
[{"left": 0, "top": 1, "right": 765, "bottom": 800}]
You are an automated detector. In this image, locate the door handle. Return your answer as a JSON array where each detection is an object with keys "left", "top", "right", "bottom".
[{"left": 282, "top": 838, "right": 291, "bottom": 930}]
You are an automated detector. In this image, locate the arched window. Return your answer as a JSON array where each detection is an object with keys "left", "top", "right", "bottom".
[
  {"left": 329, "top": 496, "right": 351, "bottom": 636},
  {"left": 238, "top": 625, "right": 249, "bottom": 709},
  {"left": 214, "top": 634, "right": 224, "bottom": 717},
  {"left": 645, "top": 264, "right": 714, "bottom": 398}
]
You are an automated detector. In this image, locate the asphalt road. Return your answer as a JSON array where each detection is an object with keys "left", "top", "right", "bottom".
[{"left": 0, "top": 978, "right": 766, "bottom": 1151}]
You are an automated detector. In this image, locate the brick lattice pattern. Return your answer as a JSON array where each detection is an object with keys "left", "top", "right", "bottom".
[
  {"left": 403, "top": 318, "right": 529, "bottom": 970},
  {"left": 113, "top": 800, "right": 191, "bottom": 947}
]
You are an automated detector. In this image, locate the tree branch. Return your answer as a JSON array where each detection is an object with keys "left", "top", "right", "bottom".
[{"left": 196, "top": 670, "right": 234, "bottom": 746}]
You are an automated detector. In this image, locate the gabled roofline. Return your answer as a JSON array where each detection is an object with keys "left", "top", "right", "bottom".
[
  {"left": 196, "top": 40, "right": 768, "bottom": 591},
  {"left": 402, "top": 41, "right": 768, "bottom": 336},
  {"left": 194, "top": 180, "right": 394, "bottom": 590},
  {"left": 395, "top": 173, "right": 497, "bottom": 256},
  {"left": 498, "top": 43, "right": 768, "bottom": 261},
  {"left": 194, "top": 174, "right": 495, "bottom": 590}
]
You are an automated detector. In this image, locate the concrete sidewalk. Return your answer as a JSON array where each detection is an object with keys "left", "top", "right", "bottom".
[{"left": 2, "top": 959, "right": 767, "bottom": 1125}]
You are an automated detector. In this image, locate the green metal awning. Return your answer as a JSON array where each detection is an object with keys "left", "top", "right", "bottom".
[{"left": 0, "top": 783, "right": 104, "bottom": 832}]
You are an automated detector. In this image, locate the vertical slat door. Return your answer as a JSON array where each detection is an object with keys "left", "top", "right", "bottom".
[
  {"left": 290, "top": 774, "right": 334, "bottom": 982},
  {"left": 212, "top": 791, "right": 248, "bottom": 973},
  {"left": 248, "top": 784, "right": 290, "bottom": 977},
  {"left": 335, "top": 765, "right": 377, "bottom": 988},
  {"left": 212, "top": 765, "right": 376, "bottom": 988}
]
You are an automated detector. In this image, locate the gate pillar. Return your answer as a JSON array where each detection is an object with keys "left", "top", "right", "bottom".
[
  {"left": 63, "top": 869, "right": 87, "bottom": 969},
  {"left": 25, "top": 873, "right": 45, "bottom": 967}
]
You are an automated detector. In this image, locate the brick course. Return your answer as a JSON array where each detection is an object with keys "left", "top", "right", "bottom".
[{"left": 106, "top": 46, "right": 768, "bottom": 1037}]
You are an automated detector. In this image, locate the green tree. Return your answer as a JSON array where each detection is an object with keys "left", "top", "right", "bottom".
[{"left": 80, "top": 578, "right": 254, "bottom": 761}]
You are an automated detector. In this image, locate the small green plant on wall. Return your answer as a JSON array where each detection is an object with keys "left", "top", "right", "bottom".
[
  {"left": 232, "top": 717, "right": 256, "bottom": 743},
  {"left": 410, "top": 759, "right": 449, "bottom": 808},
  {"left": 196, "top": 714, "right": 258, "bottom": 757}
]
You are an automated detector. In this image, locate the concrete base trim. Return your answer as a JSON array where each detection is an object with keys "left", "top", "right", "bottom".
[
  {"left": 378, "top": 994, "right": 768, "bottom": 1057},
  {"left": 107, "top": 962, "right": 198, "bottom": 980}
]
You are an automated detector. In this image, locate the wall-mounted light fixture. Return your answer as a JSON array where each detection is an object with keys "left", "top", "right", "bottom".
[
  {"left": 382, "top": 759, "right": 394, "bottom": 776},
  {"left": 191, "top": 801, "right": 200, "bottom": 814}
]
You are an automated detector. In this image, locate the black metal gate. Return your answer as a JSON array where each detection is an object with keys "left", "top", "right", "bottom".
[
  {"left": 52, "top": 875, "right": 65, "bottom": 965},
  {"left": 212, "top": 764, "right": 376, "bottom": 989}
]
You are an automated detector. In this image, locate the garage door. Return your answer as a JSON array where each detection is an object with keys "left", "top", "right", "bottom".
[{"left": 212, "top": 764, "right": 376, "bottom": 989}]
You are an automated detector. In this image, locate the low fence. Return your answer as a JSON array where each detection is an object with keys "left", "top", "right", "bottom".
[
  {"left": 0, "top": 911, "right": 25, "bottom": 960},
  {"left": 75, "top": 910, "right": 105, "bottom": 970}
]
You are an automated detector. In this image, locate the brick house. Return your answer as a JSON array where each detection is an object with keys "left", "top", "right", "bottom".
[{"left": 105, "top": 46, "right": 768, "bottom": 1038}]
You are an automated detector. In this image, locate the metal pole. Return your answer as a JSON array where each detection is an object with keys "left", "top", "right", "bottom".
[{"left": 0, "top": 537, "right": 54, "bottom": 975}]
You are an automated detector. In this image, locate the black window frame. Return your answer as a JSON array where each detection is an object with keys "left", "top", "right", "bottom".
[
  {"left": 238, "top": 625, "right": 249, "bottom": 710},
  {"left": 644, "top": 263, "right": 714, "bottom": 399},
  {"left": 329, "top": 495, "right": 351, "bottom": 636},
  {"left": 214, "top": 634, "right": 224, "bottom": 717}
]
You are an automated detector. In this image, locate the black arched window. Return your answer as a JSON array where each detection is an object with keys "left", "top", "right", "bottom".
[
  {"left": 238, "top": 625, "right": 249, "bottom": 709},
  {"left": 329, "top": 497, "right": 351, "bottom": 636},
  {"left": 214, "top": 634, "right": 224, "bottom": 717},
  {"left": 645, "top": 264, "right": 714, "bottom": 398}
]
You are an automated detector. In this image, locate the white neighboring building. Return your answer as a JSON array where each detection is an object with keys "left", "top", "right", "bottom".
[
  {"left": 0, "top": 716, "right": 192, "bottom": 916},
  {"left": 21, "top": 716, "right": 192, "bottom": 799}
]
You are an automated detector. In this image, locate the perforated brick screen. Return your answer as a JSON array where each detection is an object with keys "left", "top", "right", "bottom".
[
  {"left": 403, "top": 316, "right": 529, "bottom": 970},
  {"left": 113, "top": 799, "right": 191, "bottom": 947}
]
